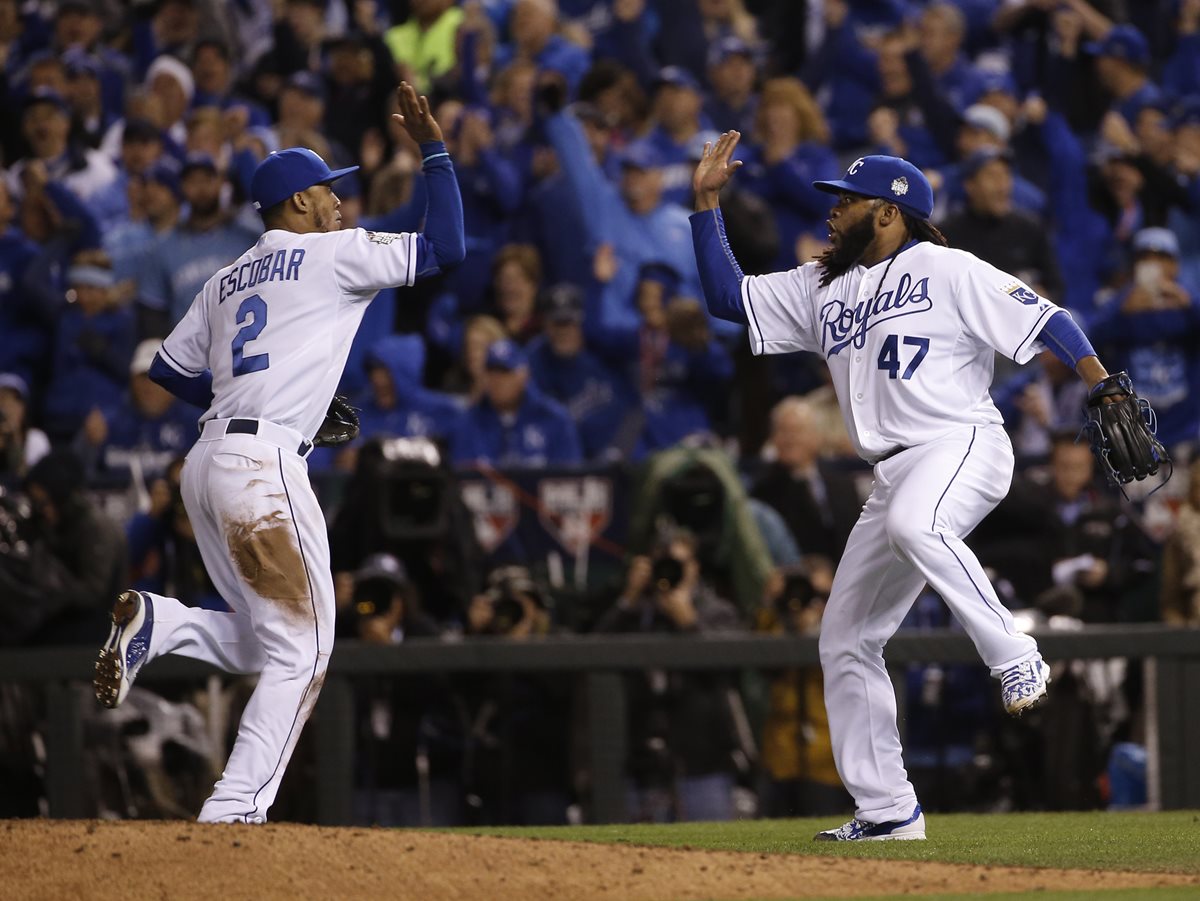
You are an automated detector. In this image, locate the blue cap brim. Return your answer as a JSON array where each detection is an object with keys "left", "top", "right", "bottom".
[
  {"left": 812, "top": 178, "right": 865, "bottom": 197},
  {"left": 320, "top": 164, "right": 360, "bottom": 185}
]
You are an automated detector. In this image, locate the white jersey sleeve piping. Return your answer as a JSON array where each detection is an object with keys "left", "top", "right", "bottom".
[{"left": 1011, "top": 302, "right": 1059, "bottom": 365}]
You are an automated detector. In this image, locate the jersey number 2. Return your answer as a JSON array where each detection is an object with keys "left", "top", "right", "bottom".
[
  {"left": 231, "top": 294, "right": 270, "bottom": 377},
  {"left": 878, "top": 335, "right": 929, "bottom": 380}
]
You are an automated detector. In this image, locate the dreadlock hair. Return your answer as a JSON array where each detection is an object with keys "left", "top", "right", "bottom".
[{"left": 902, "top": 212, "right": 949, "bottom": 248}]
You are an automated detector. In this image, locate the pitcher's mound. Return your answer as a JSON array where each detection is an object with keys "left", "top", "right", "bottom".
[{"left": 2, "top": 820, "right": 1196, "bottom": 900}]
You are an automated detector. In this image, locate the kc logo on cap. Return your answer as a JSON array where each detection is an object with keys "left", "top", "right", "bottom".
[{"left": 812, "top": 155, "right": 934, "bottom": 221}]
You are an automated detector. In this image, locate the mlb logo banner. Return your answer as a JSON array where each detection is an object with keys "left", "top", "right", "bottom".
[
  {"left": 538, "top": 477, "right": 613, "bottom": 556},
  {"left": 460, "top": 480, "right": 518, "bottom": 553}
]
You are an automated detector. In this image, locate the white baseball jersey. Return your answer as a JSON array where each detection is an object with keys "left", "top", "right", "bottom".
[
  {"left": 159, "top": 227, "right": 419, "bottom": 439},
  {"left": 741, "top": 242, "right": 1060, "bottom": 460}
]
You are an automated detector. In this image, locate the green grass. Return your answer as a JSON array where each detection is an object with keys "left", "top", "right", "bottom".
[
  {"left": 458, "top": 810, "right": 1200, "bottom": 875},
  {"left": 797, "top": 893, "right": 1200, "bottom": 901}
]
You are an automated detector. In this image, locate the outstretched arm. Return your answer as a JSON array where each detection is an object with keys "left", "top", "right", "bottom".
[
  {"left": 391, "top": 82, "right": 465, "bottom": 276},
  {"left": 689, "top": 131, "right": 749, "bottom": 325}
]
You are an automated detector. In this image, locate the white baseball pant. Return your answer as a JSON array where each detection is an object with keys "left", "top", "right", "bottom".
[
  {"left": 139, "top": 419, "right": 335, "bottom": 824},
  {"left": 819, "top": 423, "right": 1038, "bottom": 824}
]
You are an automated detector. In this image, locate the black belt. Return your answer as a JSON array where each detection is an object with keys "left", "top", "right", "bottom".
[
  {"left": 226, "top": 418, "right": 314, "bottom": 457},
  {"left": 875, "top": 445, "right": 907, "bottom": 464}
]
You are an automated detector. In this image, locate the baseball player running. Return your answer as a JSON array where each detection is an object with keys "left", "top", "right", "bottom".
[
  {"left": 93, "top": 83, "right": 464, "bottom": 824},
  {"left": 690, "top": 134, "right": 1165, "bottom": 841}
]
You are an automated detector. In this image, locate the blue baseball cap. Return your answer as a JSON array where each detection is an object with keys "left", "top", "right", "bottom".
[
  {"left": 1132, "top": 227, "right": 1179, "bottom": 258},
  {"left": 707, "top": 36, "right": 756, "bottom": 68},
  {"left": 617, "top": 140, "right": 663, "bottom": 170},
  {"left": 812, "top": 155, "right": 934, "bottom": 221},
  {"left": 485, "top": 339, "right": 527, "bottom": 371},
  {"left": 1084, "top": 25, "right": 1149, "bottom": 66},
  {"left": 654, "top": 65, "right": 702, "bottom": 93},
  {"left": 250, "top": 147, "right": 359, "bottom": 212},
  {"left": 144, "top": 160, "right": 184, "bottom": 199}
]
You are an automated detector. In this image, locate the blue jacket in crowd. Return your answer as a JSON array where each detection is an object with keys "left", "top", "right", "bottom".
[
  {"left": 43, "top": 304, "right": 136, "bottom": 436},
  {"left": 544, "top": 110, "right": 703, "bottom": 333},
  {"left": 140, "top": 219, "right": 260, "bottom": 326},
  {"left": 0, "top": 227, "right": 43, "bottom": 386},
  {"left": 357, "top": 334, "right": 464, "bottom": 445},
  {"left": 451, "top": 386, "right": 582, "bottom": 468},
  {"left": 526, "top": 335, "right": 637, "bottom": 461}
]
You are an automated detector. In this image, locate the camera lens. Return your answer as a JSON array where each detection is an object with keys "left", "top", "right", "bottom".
[{"left": 650, "top": 555, "right": 684, "bottom": 590}]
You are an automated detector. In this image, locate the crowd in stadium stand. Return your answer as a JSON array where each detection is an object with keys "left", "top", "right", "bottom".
[{"left": 0, "top": 0, "right": 1198, "bottom": 824}]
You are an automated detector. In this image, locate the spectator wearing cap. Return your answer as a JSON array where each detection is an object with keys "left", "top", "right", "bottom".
[
  {"left": 932, "top": 104, "right": 1045, "bottom": 219},
  {"left": 274, "top": 70, "right": 361, "bottom": 207},
  {"left": 501, "top": 0, "right": 591, "bottom": 95},
  {"left": 383, "top": 0, "right": 463, "bottom": 95},
  {"left": 704, "top": 36, "right": 759, "bottom": 136},
  {"left": 804, "top": 2, "right": 920, "bottom": 151},
  {"left": 0, "top": 179, "right": 43, "bottom": 389},
  {"left": 523, "top": 101, "right": 615, "bottom": 290},
  {"left": 1023, "top": 95, "right": 1142, "bottom": 315},
  {"left": 6, "top": 88, "right": 119, "bottom": 216},
  {"left": 1085, "top": 25, "right": 1165, "bottom": 126},
  {"left": 42, "top": 252, "right": 135, "bottom": 439},
  {"left": 337, "top": 334, "right": 463, "bottom": 466},
  {"left": 450, "top": 338, "right": 581, "bottom": 468},
  {"left": 61, "top": 48, "right": 114, "bottom": 149},
  {"left": 1163, "top": 0, "right": 1200, "bottom": 98},
  {"left": 654, "top": 0, "right": 759, "bottom": 85},
  {"left": 1169, "top": 98, "right": 1200, "bottom": 294},
  {"left": 76, "top": 337, "right": 198, "bottom": 486},
  {"left": 644, "top": 67, "right": 712, "bottom": 207},
  {"left": 737, "top": 78, "right": 839, "bottom": 270},
  {"left": 0, "top": 373, "right": 50, "bottom": 484},
  {"left": 526, "top": 282, "right": 638, "bottom": 461},
  {"left": 190, "top": 38, "right": 271, "bottom": 128},
  {"left": 915, "top": 2, "right": 986, "bottom": 113},
  {"left": 143, "top": 54, "right": 195, "bottom": 149},
  {"left": 939, "top": 149, "right": 1063, "bottom": 302},
  {"left": 430, "top": 99, "right": 523, "bottom": 313},
  {"left": 344, "top": 551, "right": 463, "bottom": 827},
  {"left": 321, "top": 30, "right": 396, "bottom": 170},
  {"left": 587, "top": 257, "right": 735, "bottom": 452},
  {"left": 1087, "top": 227, "right": 1200, "bottom": 450},
  {"left": 543, "top": 103, "right": 705, "bottom": 334},
  {"left": 52, "top": 0, "right": 130, "bottom": 120},
  {"left": 138, "top": 151, "right": 258, "bottom": 326},
  {"left": 103, "top": 158, "right": 183, "bottom": 314}
]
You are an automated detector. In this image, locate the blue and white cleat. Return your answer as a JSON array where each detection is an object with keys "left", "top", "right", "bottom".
[
  {"left": 813, "top": 805, "right": 926, "bottom": 841},
  {"left": 94, "top": 590, "right": 154, "bottom": 709},
  {"left": 1000, "top": 655, "right": 1050, "bottom": 716}
]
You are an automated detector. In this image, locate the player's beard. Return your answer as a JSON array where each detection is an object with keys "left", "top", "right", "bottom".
[{"left": 817, "top": 215, "right": 878, "bottom": 287}]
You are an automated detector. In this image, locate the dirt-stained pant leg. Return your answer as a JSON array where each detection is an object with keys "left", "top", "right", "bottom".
[{"left": 179, "top": 434, "right": 334, "bottom": 824}]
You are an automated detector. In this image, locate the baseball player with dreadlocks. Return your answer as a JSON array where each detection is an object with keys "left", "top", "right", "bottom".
[
  {"left": 92, "top": 84, "right": 464, "bottom": 824},
  {"left": 690, "top": 133, "right": 1166, "bottom": 841}
]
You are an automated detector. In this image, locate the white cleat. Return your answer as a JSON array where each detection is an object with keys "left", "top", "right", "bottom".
[
  {"left": 94, "top": 590, "right": 154, "bottom": 709},
  {"left": 1000, "top": 656, "right": 1050, "bottom": 716},
  {"left": 814, "top": 805, "right": 926, "bottom": 841}
]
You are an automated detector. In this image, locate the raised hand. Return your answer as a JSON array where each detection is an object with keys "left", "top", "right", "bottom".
[
  {"left": 392, "top": 81, "right": 443, "bottom": 144},
  {"left": 692, "top": 130, "right": 743, "bottom": 210}
]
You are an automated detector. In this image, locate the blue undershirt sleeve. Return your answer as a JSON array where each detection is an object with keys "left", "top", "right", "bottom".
[
  {"left": 688, "top": 207, "right": 748, "bottom": 325},
  {"left": 1037, "top": 309, "right": 1096, "bottom": 371},
  {"left": 149, "top": 353, "right": 214, "bottom": 409},
  {"left": 413, "top": 141, "right": 466, "bottom": 278}
]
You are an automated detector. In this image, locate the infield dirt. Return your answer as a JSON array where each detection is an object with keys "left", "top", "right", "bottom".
[{"left": 2, "top": 819, "right": 1196, "bottom": 900}]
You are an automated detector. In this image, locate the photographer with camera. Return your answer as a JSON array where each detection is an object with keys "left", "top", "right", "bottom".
[
  {"left": 595, "top": 525, "right": 745, "bottom": 822},
  {"left": 460, "top": 565, "right": 574, "bottom": 825},
  {"left": 755, "top": 561, "right": 851, "bottom": 818},
  {"left": 0, "top": 449, "right": 124, "bottom": 646},
  {"left": 330, "top": 436, "right": 486, "bottom": 625},
  {"left": 346, "top": 553, "right": 466, "bottom": 827}
]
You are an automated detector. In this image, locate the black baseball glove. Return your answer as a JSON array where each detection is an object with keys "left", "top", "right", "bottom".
[
  {"left": 313, "top": 395, "right": 360, "bottom": 447},
  {"left": 1082, "top": 371, "right": 1169, "bottom": 486}
]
